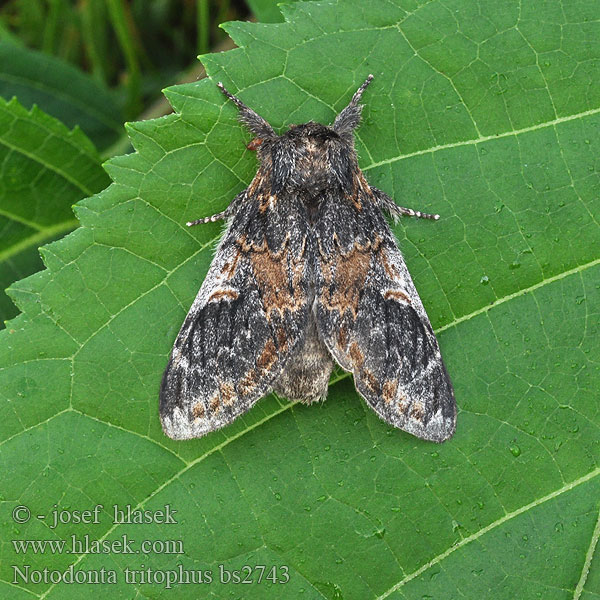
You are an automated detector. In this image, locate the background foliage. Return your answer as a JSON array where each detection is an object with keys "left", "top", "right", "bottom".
[{"left": 0, "top": 1, "right": 598, "bottom": 599}]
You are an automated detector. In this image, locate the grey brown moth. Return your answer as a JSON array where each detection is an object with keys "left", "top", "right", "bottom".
[{"left": 160, "top": 75, "right": 456, "bottom": 442}]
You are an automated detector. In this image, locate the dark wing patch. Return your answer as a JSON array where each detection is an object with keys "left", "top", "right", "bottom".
[
  {"left": 160, "top": 188, "right": 310, "bottom": 440},
  {"left": 315, "top": 182, "right": 456, "bottom": 442}
]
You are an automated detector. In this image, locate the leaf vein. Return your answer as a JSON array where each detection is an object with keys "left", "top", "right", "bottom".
[
  {"left": 376, "top": 468, "right": 600, "bottom": 600},
  {"left": 363, "top": 107, "right": 600, "bottom": 171}
]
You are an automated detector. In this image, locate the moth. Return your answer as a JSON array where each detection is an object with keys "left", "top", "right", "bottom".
[{"left": 160, "top": 75, "right": 456, "bottom": 443}]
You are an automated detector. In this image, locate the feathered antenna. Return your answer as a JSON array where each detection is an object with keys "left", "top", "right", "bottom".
[
  {"left": 332, "top": 74, "right": 374, "bottom": 137},
  {"left": 217, "top": 82, "right": 275, "bottom": 139}
]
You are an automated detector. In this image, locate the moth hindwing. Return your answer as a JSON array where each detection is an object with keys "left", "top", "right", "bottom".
[{"left": 160, "top": 75, "right": 456, "bottom": 443}]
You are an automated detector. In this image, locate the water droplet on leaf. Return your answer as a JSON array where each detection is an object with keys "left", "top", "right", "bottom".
[{"left": 554, "top": 522, "right": 564, "bottom": 533}]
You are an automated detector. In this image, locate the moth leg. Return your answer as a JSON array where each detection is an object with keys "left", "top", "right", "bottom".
[
  {"left": 371, "top": 187, "right": 440, "bottom": 222},
  {"left": 186, "top": 190, "right": 247, "bottom": 227},
  {"left": 217, "top": 82, "right": 275, "bottom": 139},
  {"left": 186, "top": 208, "right": 231, "bottom": 227}
]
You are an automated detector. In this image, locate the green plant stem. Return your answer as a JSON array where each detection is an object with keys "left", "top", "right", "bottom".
[
  {"left": 42, "top": 0, "right": 63, "bottom": 54},
  {"left": 80, "top": 0, "right": 108, "bottom": 86},
  {"left": 197, "top": 0, "right": 210, "bottom": 55},
  {"left": 106, "top": 0, "right": 142, "bottom": 118}
]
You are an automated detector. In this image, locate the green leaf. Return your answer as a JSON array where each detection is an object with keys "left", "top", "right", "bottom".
[
  {"left": 0, "top": 41, "right": 123, "bottom": 151},
  {"left": 0, "top": 97, "right": 111, "bottom": 326},
  {"left": 1, "top": 1, "right": 599, "bottom": 598}
]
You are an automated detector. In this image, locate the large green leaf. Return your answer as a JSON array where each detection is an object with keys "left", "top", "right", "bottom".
[
  {"left": 1, "top": 1, "right": 599, "bottom": 598},
  {"left": 0, "top": 97, "right": 111, "bottom": 326},
  {"left": 0, "top": 42, "right": 123, "bottom": 151}
]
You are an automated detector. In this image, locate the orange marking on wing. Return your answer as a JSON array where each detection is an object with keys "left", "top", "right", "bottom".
[
  {"left": 349, "top": 341, "right": 364, "bottom": 367},
  {"left": 208, "top": 289, "right": 239, "bottom": 302},
  {"left": 349, "top": 187, "right": 362, "bottom": 210},
  {"left": 275, "top": 326, "right": 288, "bottom": 351},
  {"left": 357, "top": 172, "right": 371, "bottom": 193},
  {"left": 219, "top": 382, "right": 236, "bottom": 407},
  {"left": 349, "top": 172, "right": 372, "bottom": 210},
  {"left": 250, "top": 247, "right": 305, "bottom": 318},
  {"left": 238, "top": 372, "right": 257, "bottom": 397},
  {"left": 410, "top": 402, "right": 425, "bottom": 421},
  {"left": 337, "top": 325, "right": 349, "bottom": 352},
  {"left": 256, "top": 339, "right": 277, "bottom": 372},
  {"left": 258, "top": 194, "right": 268, "bottom": 213},
  {"left": 384, "top": 290, "right": 411, "bottom": 303},
  {"left": 208, "top": 395, "right": 221, "bottom": 413},
  {"left": 321, "top": 245, "right": 372, "bottom": 317},
  {"left": 209, "top": 395, "right": 220, "bottom": 413},
  {"left": 221, "top": 250, "right": 242, "bottom": 280},
  {"left": 382, "top": 379, "right": 398, "bottom": 404},
  {"left": 192, "top": 401, "right": 205, "bottom": 419},
  {"left": 397, "top": 392, "right": 409, "bottom": 414},
  {"left": 239, "top": 233, "right": 267, "bottom": 253},
  {"left": 258, "top": 194, "right": 277, "bottom": 214},
  {"left": 380, "top": 249, "right": 400, "bottom": 280},
  {"left": 362, "top": 368, "right": 380, "bottom": 394}
]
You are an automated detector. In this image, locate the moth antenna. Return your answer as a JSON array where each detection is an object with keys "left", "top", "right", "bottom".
[
  {"left": 217, "top": 82, "right": 276, "bottom": 139},
  {"left": 333, "top": 74, "right": 374, "bottom": 136}
]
